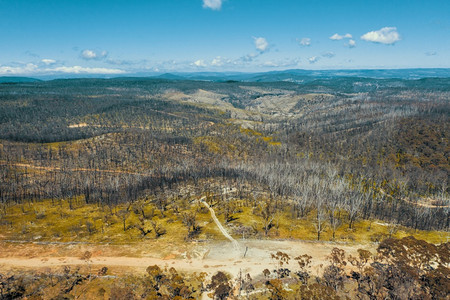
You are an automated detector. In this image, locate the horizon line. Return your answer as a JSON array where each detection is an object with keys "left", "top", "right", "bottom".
[{"left": 2, "top": 67, "right": 450, "bottom": 81}]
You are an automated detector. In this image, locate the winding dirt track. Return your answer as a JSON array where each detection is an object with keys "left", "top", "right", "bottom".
[
  {"left": 200, "top": 197, "right": 240, "bottom": 250},
  {"left": 0, "top": 195, "right": 367, "bottom": 277},
  {"left": 0, "top": 182, "right": 371, "bottom": 280},
  {"left": 0, "top": 161, "right": 148, "bottom": 176},
  {"left": 379, "top": 189, "right": 449, "bottom": 209}
]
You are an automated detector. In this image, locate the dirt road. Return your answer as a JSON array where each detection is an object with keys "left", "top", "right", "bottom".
[
  {"left": 0, "top": 239, "right": 368, "bottom": 278},
  {"left": 0, "top": 193, "right": 370, "bottom": 277},
  {"left": 0, "top": 161, "right": 148, "bottom": 176},
  {"left": 379, "top": 188, "right": 449, "bottom": 208},
  {"left": 200, "top": 197, "right": 240, "bottom": 250}
]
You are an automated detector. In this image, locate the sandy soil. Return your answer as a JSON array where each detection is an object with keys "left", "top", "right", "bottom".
[
  {"left": 0, "top": 239, "right": 370, "bottom": 278},
  {"left": 201, "top": 198, "right": 239, "bottom": 249},
  {"left": 0, "top": 193, "right": 372, "bottom": 278}
]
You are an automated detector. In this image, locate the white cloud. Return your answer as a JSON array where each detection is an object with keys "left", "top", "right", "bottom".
[
  {"left": 211, "top": 56, "right": 231, "bottom": 66},
  {"left": 259, "top": 58, "right": 301, "bottom": 68},
  {"left": 361, "top": 27, "right": 400, "bottom": 44},
  {"left": 106, "top": 59, "right": 132, "bottom": 66},
  {"left": 81, "top": 49, "right": 108, "bottom": 60},
  {"left": 329, "top": 33, "right": 342, "bottom": 40},
  {"left": 192, "top": 60, "right": 207, "bottom": 67},
  {"left": 202, "top": 0, "right": 222, "bottom": 10},
  {"left": 81, "top": 50, "right": 97, "bottom": 59},
  {"left": 0, "top": 62, "right": 125, "bottom": 75},
  {"left": 0, "top": 63, "right": 38, "bottom": 75},
  {"left": 330, "top": 33, "right": 352, "bottom": 40},
  {"left": 298, "top": 37, "right": 311, "bottom": 46},
  {"left": 263, "top": 61, "right": 279, "bottom": 67},
  {"left": 211, "top": 57, "right": 222, "bottom": 66},
  {"left": 49, "top": 66, "right": 125, "bottom": 74},
  {"left": 347, "top": 39, "right": 356, "bottom": 48},
  {"left": 41, "top": 59, "right": 56, "bottom": 65},
  {"left": 330, "top": 33, "right": 353, "bottom": 41},
  {"left": 308, "top": 56, "right": 319, "bottom": 64},
  {"left": 254, "top": 37, "right": 269, "bottom": 52}
]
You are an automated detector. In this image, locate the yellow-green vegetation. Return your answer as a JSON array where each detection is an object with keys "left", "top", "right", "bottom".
[
  {"left": 221, "top": 200, "right": 448, "bottom": 244},
  {"left": 194, "top": 136, "right": 236, "bottom": 154},
  {"left": 241, "top": 127, "right": 282, "bottom": 147},
  {"left": 2, "top": 195, "right": 446, "bottom": 249},
  {"left": 0, "top": 196, "right": 228, "bottom": 256},
  {"left": 192, "top": 124, "right": 281, "bottom": 158},
  {"left": 259, "top": 136, "right": 282, "bottom": 146},
  {"left": 44, "top": 141, "right": 70, "bottom": 151},
  {"left": 240, "top": 127, "right": 263, "bottom": 136}
]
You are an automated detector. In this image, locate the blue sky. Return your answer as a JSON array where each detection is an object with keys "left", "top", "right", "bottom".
[{"left": 1, "top": 0, "right": 449, "bottom": 75}]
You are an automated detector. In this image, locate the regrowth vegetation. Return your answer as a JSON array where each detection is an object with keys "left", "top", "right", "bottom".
[
  {"left": 1, "top": 78, "right": 447, "bottom": 233},
  {"left": 0, "top": 76, "right": 448, "bottom": 298}
]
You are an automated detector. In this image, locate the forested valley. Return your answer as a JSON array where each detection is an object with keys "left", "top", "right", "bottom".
[{"left": 0, "top": 76, "right": 448, "bottom": 299}]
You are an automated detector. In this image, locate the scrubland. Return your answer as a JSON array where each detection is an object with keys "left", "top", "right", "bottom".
[{"left": 0, "top": 77, "right": 448, "bottom": 299}]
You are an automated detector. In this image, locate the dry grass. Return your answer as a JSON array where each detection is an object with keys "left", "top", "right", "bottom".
[
  {"left": 225, "top": 203, "right": 448, "bottom": 244},
  {"left": 1, "top": 195, "right": 447, "bottom": 257}
]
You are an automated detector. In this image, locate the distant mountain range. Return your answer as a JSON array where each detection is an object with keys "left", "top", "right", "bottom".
[
  {"left": 152, "top": 69, "right": 450, "bottom": 82},
  {"left": 2, "top": 68, "right": 450, "bottom": 83},
  {"left": 0, "top": 76, "right": 42, "bottom": 83}
]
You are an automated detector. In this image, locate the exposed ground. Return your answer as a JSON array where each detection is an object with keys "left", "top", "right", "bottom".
[
  {"left": 0, "top": 201, "right": 367, "bottom": 278},
  {"left": 0, "top": 239, "right": 366, "bottom": 278},
  {"left": 200, "top": 197, "right": 240, "bottom": 249}
]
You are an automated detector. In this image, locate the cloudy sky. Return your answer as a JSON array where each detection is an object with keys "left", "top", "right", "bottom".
[{"left": 1, "top": 0, "right": 449, "bottom": 76}]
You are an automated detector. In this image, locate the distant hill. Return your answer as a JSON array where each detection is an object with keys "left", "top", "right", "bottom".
[
  {"left": 139, "top": 68, "right": 450, "bottom": 83},
  {"left": 154, "top": 73, "right": 186, "bottom": 80},
  {"left": 220, "top": 68, "right": 450, "bottom": 82},
  {"left": 0, "top": 76, "right": 41, "bottom": 83},
  {"left": 17, "top": 68, "right": 450, "bottom": 83}
]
